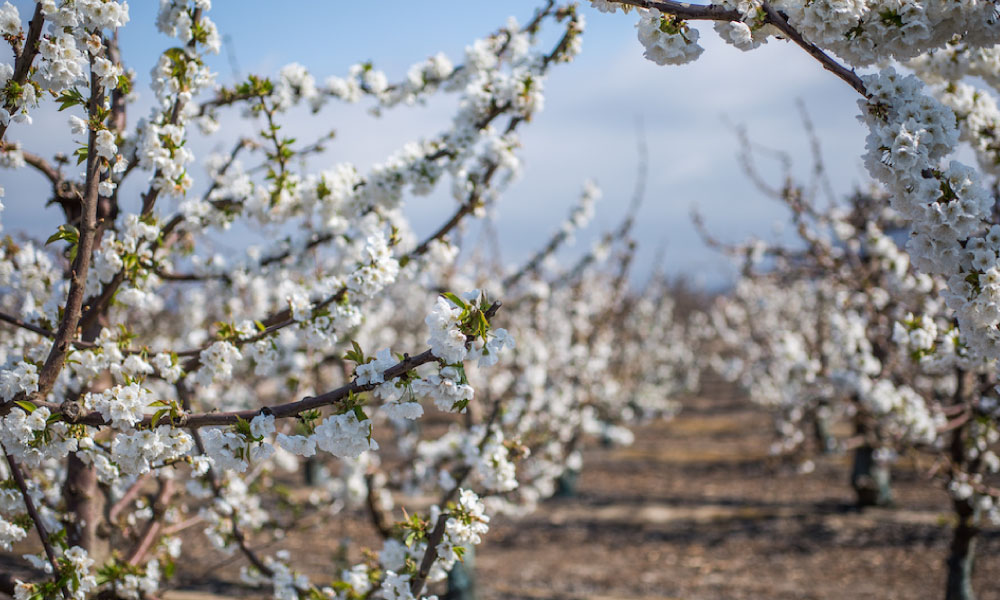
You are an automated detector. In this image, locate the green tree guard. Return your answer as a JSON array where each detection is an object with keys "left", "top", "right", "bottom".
[
  {"left": 445, "top": 545, "right": 476, "bottom": 600},
  {"left": 945, "top": 497, "right": 981, "bottom": 600},
  {"left": 554, "top": 467, "right": 580, "bottom": 498},
  {"left": 850, "top": 443, "right": 893, "bottom": 508}
]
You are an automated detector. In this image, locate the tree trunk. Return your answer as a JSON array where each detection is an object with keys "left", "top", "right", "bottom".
[{"left": 945, "top": 381, "right": 980, "bottom": 600}]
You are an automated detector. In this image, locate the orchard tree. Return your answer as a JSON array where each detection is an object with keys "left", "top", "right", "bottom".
[
  {"left": 592, "top": 1, "right": 1000, "bottom": 599},
  {"left": 703, "top": 167, "right": 1000, "bottom": 599}
]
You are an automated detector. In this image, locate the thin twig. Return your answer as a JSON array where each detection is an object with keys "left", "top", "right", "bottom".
[{"left": 4, "top": 452, "right": 69, "bottom": 599}]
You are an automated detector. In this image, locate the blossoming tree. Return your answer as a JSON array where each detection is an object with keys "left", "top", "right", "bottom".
[
  {"left": 703, "top": 168, "right": 999, "bottom": 599},
  {"left": 593, "top": 1, "right": 1000, "bottom": 598}
]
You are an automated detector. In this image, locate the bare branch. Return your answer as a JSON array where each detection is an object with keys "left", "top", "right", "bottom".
[
  {"left": 8, "top": 146, "right": 62, "bottom": 186},
  {"left": 408, "top": 513, "right": 450, "bottom": 596},
  {"left": 125, "top": 478, "right": 175, "bottom": 566},
  {"left": 0, "top": 310, "right": 58, "bottom": 340}
]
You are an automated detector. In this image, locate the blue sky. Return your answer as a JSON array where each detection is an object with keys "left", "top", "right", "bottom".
[{"left": 3, "top": 1, "right": 871, "bottom": 288}]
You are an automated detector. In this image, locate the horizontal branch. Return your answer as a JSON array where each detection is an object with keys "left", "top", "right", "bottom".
[
  {"left": 610, "top": 1, "right": 867, "bottom": 98},
  {"left": 0, "top": 310, "right": 60, "bottom": 340},
  {"left": 611, "top": 0, "right": 741, "bottom": 21},
  {"left": 40, "top": 349, "right": 438, "bottom": 428}
]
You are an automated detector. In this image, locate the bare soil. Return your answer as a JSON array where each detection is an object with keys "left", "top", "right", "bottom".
[{"left": 474, "top": 390, "right": 997, "bottom": 600}]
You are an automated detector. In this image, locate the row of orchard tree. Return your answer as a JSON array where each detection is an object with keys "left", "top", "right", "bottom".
[{"left": 0, "top": 1, "right": 999, "bottom": 599}]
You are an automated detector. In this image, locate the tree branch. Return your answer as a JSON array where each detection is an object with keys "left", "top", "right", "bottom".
[
  {"left": 409, "top": 513, "right": 450, "bottom": 597},
  {"left": 611, "top": 0, "right": 741, "bottom": 21},
  {"left": 125, "top": 478, "right": 175, "bottom": 566},
  {"left": 758, "top": 2, "right": 866, "bottom": 97},
  {"left": 77, "top": 8, "right": 204, "bottom": 333},
  {"left": 190, "top": 427, "right": 275, "bottom": 578},
  {"left": 3, "top": 452, "right": 69, "bottom": 599},
  {"left": 30, "top": 57, "right": 105, "bottom": 402},
  {"left": 0, "top": 310, "right": 58, "bottom": 340},
  {"left": 8, "top": 146, "right": 62, "bottom": 186},
  {"left": 0, "top": 3, "right": 45, "bottom": 143},
  {"left": 609, "top": 1, "right": 867, "bottom": 97}
]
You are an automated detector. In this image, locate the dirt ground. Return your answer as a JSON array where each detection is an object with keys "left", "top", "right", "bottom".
[
  {"left": 474, "top": 389, "right": 999, "bottom": 600},
  {"left": 3, "top": 384, "right": 997, "bottom": 599}
]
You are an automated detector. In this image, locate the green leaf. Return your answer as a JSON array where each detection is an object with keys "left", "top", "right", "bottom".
[
  {"left": 46, "top": 224, "right": 79, "bottom": 246},
  {"left": 73, "top": 145, "right": 89, "bottom": 165},
  {"left": 151, "top": 409, "right": 168, "bottom": 427},
  {"left": 443, "top": 292, "right": 467, "bottom": 310},
  {"left": 56, "top": 88, "right": 85, "bottom": 111},
  {"left": 13, "top": 400, "right": 36, "bottom": 413},
  {"left": 234, "top": 415, "right": 253, "bottom": 438},
  {"left": 477, "top": 310, "right": 489, "bottom": 338},
  {"left": 344, "top": 340, "right": 365, "bottom": 364},
  {"left": 163, "top": 558, "right": 176, "bottom": 579}
]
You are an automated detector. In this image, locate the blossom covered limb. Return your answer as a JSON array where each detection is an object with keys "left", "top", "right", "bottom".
[
  {"left": 22, "top": 347, "right": 430, "bottom": 427},
  {"left": 30, "top": 300, "right": 497, "bottom": 427},
  {"left": 609, "top": 0, "right": 742, "bottom": 22},
  {"left": 408, "top": 512, "right": 450, "bottom": 597},
  {"left": 76, "top": 7, "right": 210, "bottom": 334},
  {"left": 756, "top": 1, "right": 866, "bottom": 96},
  {"left": 30, "top": 56, "right": 107, "bottom": 404},
  {"left": 0, "top": 2, "right": 44, "bottom": 142},
  {"left": 610, "top": 0, "right": 867, "bottom": 95}
]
